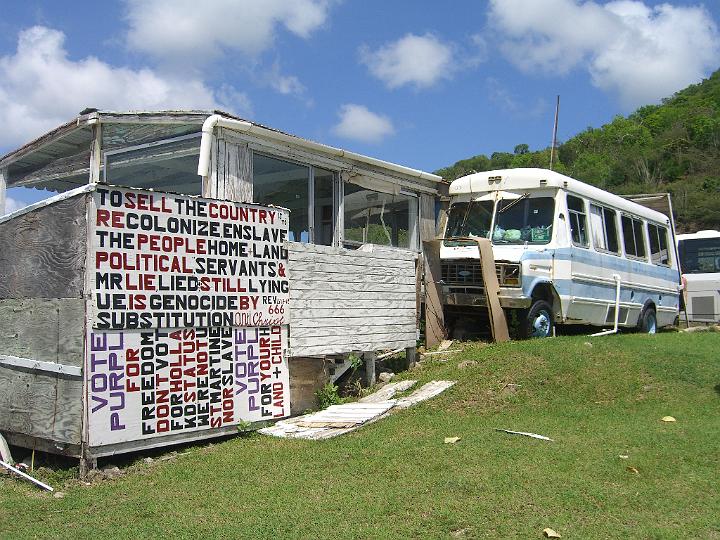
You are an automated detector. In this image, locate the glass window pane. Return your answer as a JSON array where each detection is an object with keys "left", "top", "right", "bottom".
[
  {"left": 105, "top": 136, "right": 201, "bottom": 195},
  {"left": 590, "top": 204, "right": 606, "bottom": 250},
  {"left": 567, "top": 195, "right": 587, "bottom": 246},
  {"left": 444, "top": 201, "right": 494, "bottom": 246},
  {"left": 658, "top": 227, "right": 669, "bottom": 264},
  {"left": 567, "top": 196, "right": 584, "bottom": 212},
  {"left": 343, "top": 184, "right": 416, "bottom": 249},
  {"left": 678, "top": 237, "right": 720, "bottom": 273},
  {"left": 604, "top": 208, "right": 619, "bottom": 253},
  {"left": 253, "top": 154, "right": 309, "bottom": 243},
  {"left": 649, "top": 224, "right": 670, "bottom": 265},
  {"left": 649, "top": 224, "right": 660, "bottom": 256},
  {"left": 493, "top": 197, "right": 554, "bottom": 244},
  {"left": 314, "top": 168, "right": 335, "bottom": 246},
  {"left": 622, "top": 215, "right": 636, "bottom": 256},
  {"left": 633, "top": 219, "right": 646, "bottom": 258}
]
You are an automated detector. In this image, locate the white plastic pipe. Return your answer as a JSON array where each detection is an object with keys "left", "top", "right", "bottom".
[
  {"left": 591, "top": 273, "right": 622, "bottom": 337},
  {"left": 197, "top": 114, "right": 443, "bottom": 182}
]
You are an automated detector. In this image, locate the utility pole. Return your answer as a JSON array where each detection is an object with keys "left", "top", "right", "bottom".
[{"left": 549, "top": 95, "right": 560, "bottom": 170}]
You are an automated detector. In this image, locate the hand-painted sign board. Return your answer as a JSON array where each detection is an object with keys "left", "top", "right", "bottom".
[
  {"left": 89, "top": 187, "right": 290, "bottom": 329},
  {"left": 85, "top": 187, "right": 291, "bottom": 447}
]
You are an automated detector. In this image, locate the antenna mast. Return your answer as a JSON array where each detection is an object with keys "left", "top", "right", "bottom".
[{"left": 549, "top": 95, "right": 560, "bottom": 170}]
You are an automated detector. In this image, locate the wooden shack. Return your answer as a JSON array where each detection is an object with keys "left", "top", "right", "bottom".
[{"left": 0, "top": 110, "right": 446, "bottom": 466}]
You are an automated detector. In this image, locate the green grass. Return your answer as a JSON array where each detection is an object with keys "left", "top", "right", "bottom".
[{"left": 2, "top": 333, "right": 719, "bottom": 539}]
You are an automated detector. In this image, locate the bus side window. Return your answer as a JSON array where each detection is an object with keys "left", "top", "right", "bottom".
[
  {"left": 622, "top": 215, "right": 647, "bottom": 260},
  {"left": 567, "top": 195, "right": 588, "bottom": 247},
  {"left": 590, "top": 204, "right": 619, "bottom": 254},
  {"left": 648, "top": 223, "right": 670, "bottom": 265}
]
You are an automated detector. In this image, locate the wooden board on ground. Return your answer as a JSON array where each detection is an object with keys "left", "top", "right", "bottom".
[{"left": 260, "top": 380, "right": 455, "bottom": 440}]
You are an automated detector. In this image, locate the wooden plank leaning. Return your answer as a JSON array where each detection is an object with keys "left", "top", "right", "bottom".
[{"left": 473, "top": 237, "right": 510, "bottom": 343}]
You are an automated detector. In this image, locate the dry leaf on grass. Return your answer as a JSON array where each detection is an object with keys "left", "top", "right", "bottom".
[
  {"left": 661, "top": 416, "right": 676, "bottom": 422},
  {"left": 444, "top": 437, "right": 461, "bottom": 444},
  {"left": 543, "top": 527, "right": 562, "bottom": 538},
  {"left": 626, "top": 466, "right": 640, "bottom": 474}
]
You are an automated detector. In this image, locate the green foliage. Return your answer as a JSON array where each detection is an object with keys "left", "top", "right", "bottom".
[
  {"left": 236, "top": 420, "right": 253, "bottom": 436},
  {"left": 315, "top": 382, "right": 342, "bottom": 409},
  {"left": 347, "top": 352, "right": 363, "bottom": 370},
  {"left": 436, "top": 69, "right": 720, "bottom": 232}
]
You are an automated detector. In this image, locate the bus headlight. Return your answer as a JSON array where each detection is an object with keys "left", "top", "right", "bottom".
[{"left": 499, "top": 263, "right": 521, "bottom": 287}]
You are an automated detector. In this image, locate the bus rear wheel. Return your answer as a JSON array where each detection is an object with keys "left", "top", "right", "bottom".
[
  {"left": 521, "top": 300, "right": 554, "bottom": 339},
  {"left": 638, "top": 306, "right": 657, "bottom": 334}
]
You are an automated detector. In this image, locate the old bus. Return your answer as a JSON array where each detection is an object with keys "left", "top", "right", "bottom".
[
  {"left": 677, "top": 230, "right": 720, "bottom": 323},
  {"left": 441, "top": 168, "right": 680, "bottom": 337}
]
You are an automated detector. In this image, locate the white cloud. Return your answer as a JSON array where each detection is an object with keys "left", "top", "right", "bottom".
[
  {"left": 0, "top": 26, "right": 250, "bottom": 149},
  {"left": 2, "top": 196, "right": 26, "bottom": 215},
  {"left": 361, "top": 33, "right": 455, "bottom": 89},
  {"left": 333, "top": 104, "right": 395, "bottom": 143},
  {"left": 488, "top": 0, "right": 720, "bottom": 108},
  {"left": 125, "top": 0, "right": 333, "bottom": 61},
  {"left": 265, "top": 62, "right": 306, "bottom": 96}
]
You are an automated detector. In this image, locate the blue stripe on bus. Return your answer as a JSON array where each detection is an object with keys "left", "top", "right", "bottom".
[{"left": 517, "top": 247, "right": 680, "bottom": 282}]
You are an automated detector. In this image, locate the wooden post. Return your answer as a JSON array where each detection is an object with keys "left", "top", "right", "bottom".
[
  {"left": 363, "top": 351, "right": 376, "bottom": 386},
  {"left": 88, "top": 123, "right": 102, "bottom": 184},
  {"left": 419, "top": 194, "right": 436, "bottom": 244},
  {"left": 405, "top": 346, "right": 417, "bottom": 369},
  {"left": 423, "top": 239, "right": 446, "bottom": 348},
  {"left": 0, "top": 167, "right": 6, "bottom": 215}
]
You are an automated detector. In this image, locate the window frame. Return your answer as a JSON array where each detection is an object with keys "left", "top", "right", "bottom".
[
  {"left": 341, "top": 181, "right": 419, "bottom": 251},
  {"left": 647, "top": 222, "right": 671, "bottom": 266},
  {"left": 621, "top": 214, "right": 648, "bottom": 261},
  {"left": 567, "top": 194, "right": 589, "bottom": 248},
  {"left": 252, "top": 151, "right": 340, "bottom": 246},
  {"left": 589, "top": 203, "right": 620, "bottom": 255},
  {"left": 102, "top": 132, "right": 203, "bottom": 191}
]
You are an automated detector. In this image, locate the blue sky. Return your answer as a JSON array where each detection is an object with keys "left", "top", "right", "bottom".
[{"left": 2, "top": 0, "right": 720, "bottom": 210}]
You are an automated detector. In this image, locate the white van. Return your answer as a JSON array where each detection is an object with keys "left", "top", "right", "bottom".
[
  {"left": 676, "top": 230, "right": 720, "bottom": 323},
  {"left": 440, "top": 168, "right": 681, "bottom": 337}
]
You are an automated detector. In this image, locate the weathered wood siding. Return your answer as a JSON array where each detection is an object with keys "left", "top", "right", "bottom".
[
  {"left": 0, "top": 193, "right": 88, "bottom": 447},
  {"left": 0, "top": 194, "right": 88, "bottom": 299},
  {"left": 287, "top": 242, "right": 417, "bottom": 357},
  {"left": 203, "top": 130, "right": 253, "bottom": 203}
]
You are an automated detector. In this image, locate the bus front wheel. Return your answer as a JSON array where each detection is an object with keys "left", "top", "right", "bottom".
[{"left": 521, "top": 300, "right": 554, "bottom": 339}]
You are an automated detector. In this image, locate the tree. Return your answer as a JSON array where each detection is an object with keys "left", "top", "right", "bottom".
[{"left": 514, "top": 143, "right": 529, "bottom": 155}]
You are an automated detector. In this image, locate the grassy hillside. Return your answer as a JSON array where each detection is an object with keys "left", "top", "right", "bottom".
[
  {"left": 2, "top": 333, "right": 718, "bottom": 538},
  {"left": 437, "top": 70, "right": 720, "bottom": 233}
]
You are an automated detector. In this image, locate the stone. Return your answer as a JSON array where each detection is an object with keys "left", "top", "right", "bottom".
[
  {"left": 457, "top": 360, "right": 477, "bottom": 369},
  {"left": 101, "top": 465, "right": 121, "bottom": 476},
  {"left": 378, "top": 372, "right": 395, "bottom": 383}
]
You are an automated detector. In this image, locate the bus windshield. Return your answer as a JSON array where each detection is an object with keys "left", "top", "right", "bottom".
[
  {"left": 444, "top": 201, "right": 494, "bottom": 246},
  {"left": 492, "top": 196, "right": 555, "bottom": 244},
  {"left": 678, "top": 237, "right": 720, "bottom": 274}
]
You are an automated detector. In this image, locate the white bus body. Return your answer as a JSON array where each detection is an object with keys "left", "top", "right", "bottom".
[
  {"left": 441, "top": 168, "right": 681, "bottom": 337},
  {"left": 677, "top": 230, "right": 720, "bottom": 323}
]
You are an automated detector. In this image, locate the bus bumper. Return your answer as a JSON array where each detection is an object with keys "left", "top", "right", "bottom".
[{"left": 444, "top": 289, "right": 532, "bottom": 309}]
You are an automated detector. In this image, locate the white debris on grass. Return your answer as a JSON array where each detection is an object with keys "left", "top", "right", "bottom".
[
  {"left": 260, "top": 380, "right": 456, "bottom": 440},
  {"left": 495, "top": 429, "right": 554, "bottom": 441}
]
